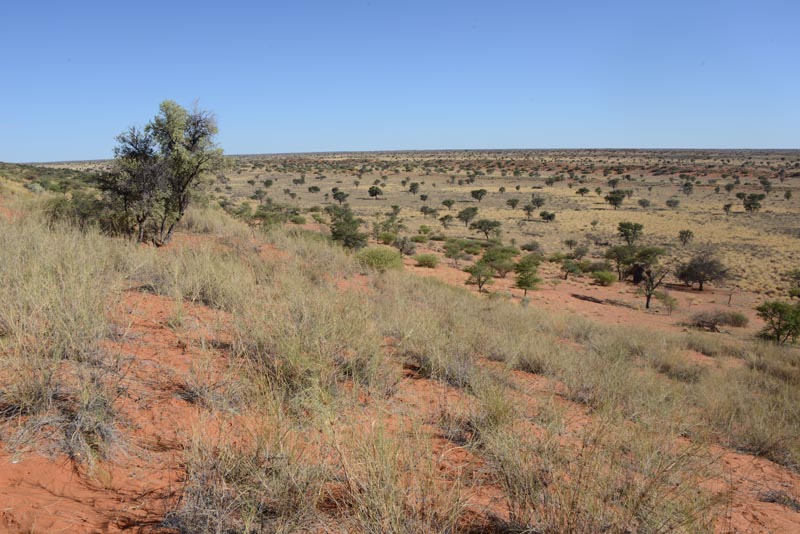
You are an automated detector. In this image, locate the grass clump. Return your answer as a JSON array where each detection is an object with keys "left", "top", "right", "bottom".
[
  {"left": 414, "top": 253, "right": 439, "bottom": 268},
  {"left": 355, "top": 246, "right": 403, "bottom": 273}
]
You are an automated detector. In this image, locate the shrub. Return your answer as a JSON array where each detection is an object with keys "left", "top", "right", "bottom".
[
  {"left": 591, "top": 271, "right": 616, "bottom": 286},
  {"left": 289, "top": 214, "right": 306, "bottom": 225},
  {"left": 377, "top": 231, "right": 397, "bottom": 245},
  {"left": 414, "top": 254, "right": 439, "bottom": 268},
  {"left": 756, "top": 301, "right": 800, "bottom": 345},
  {"left": 410, "top": 234, "right": 429, "bottom": 243},
  {"left": 392, "top": 236, "right": 416, "bottom": 256},
  {"left": 356, "top": 247, "right": 403, "bottom": 273},
  {"left": 690, "top": 310, "right": 749, "bottom": 330}
]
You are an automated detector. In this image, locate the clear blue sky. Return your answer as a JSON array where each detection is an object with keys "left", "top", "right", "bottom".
[{"left": 1, "top": 0, "right": 798, "bottom": 162}]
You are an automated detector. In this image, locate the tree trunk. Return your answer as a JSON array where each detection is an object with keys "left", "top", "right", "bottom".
[
  {"left": 698, "top": 280, "right": 704, "bottom": 291},
  {"left": 645, "top": 292, "right": 652, "bottom": 309}
]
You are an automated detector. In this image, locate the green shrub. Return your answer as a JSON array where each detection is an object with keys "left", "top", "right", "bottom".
[
  {"left": 591, "top": 271, "right": 616, "bottom": 286},
  {"left": 356, "top": 247, "right": 403, "bottom": 273},
  {"left": 414, "top": 254, "right": 439, "bottom": 268},
  {"left": 377, "top": 231, "right": 397, "bottom": 245},
  {"left": 289, "top": 214, "right": 307, "bottom": 225},
  {"left": 410, "top": 235, "right": 428, "bottom": 243}
]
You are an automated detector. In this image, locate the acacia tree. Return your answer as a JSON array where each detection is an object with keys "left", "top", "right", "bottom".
[
  {"left": 617, "top": 221, "right": 643, "bottom": 245},
  {"left": 604, "top": 190, "right": 626, "bottom": 209},
  {"left": 457, "top": 206, "right": 479, "bottom": 228},
  {"left": 103, "top": 100, "right": 222, "bottom": 245},
  {"left": 675, "top": 252, "right": 727, "bottom": 291},
  {"left": 101, "top": 126, "right": 165, "bottom": 242},
  {"left": 470, "top": 218, "right": 502, "bottom": 240},
  {"left": 471, "top": 189, "right": 488, "bottom": 202},
  {"left": 465, "top": 261, "right": 494, "bottom": 292},
  {"left": 149, "top": 101, "right": 222, "bottom": 245}
]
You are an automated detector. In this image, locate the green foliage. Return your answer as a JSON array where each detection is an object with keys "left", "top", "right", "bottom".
[
  {"left": 617, "top": 221, "right": 643, "bottom": 245},
  {"left": 604, "top": 190, "right": 626, "bottom": 209},
  {"left": 561, "top": 259, "right": 582, "bottom": 280},
  {"left": 456, "top": 206, "right": 479, "bottom": 227},
  {"left": 676, "top": 253, "right": 727, "bottom": 291},
  {"left": 414, "top": 254, "right": 439, "bottom": 268},
  {"left": 356, "top": 247, "right": 403, "bottom": 273},
  {"left": 102, "top": 100, "right": 223, "bottom": 245},
  {"left": 666, "top": 198, "right": 680, "bottom": 209},
  {"left": 367, "top": 185, "right": 383, "bottom": 199},
  {"left": 482, "top": 246, "right": 519, "bottom": 278},
  {"left": 756, "top": 301, "right": 800, "bottom": 345},
  {"left": 591, "top": 271, "right": 616, "bottom": 286},
  {"left": 470, "top": 218, "right": 502, "bottom": 240},
  {"left": 742, "top": 193, "right": 766, "bottom": 213},
  {"left": 289, "top": 215, "right": 306, "bottom": 225},
  {"left": 464, "top": 261, "right": 494, "bottom": 292},
  {"left": 326, "top": 205, "right": 367, "bottom": 249},
  {"left": 539, "top": 211, "right": 556, "bottom": 222},
  {"left": 471, "top": 189, "right": 488, "bottom": 202},
  {"left": 377, "top": 231, "right": 397, "bottom": 245},
  {"left": 678, "top": 229, "right": 694, "bottom": 246}
]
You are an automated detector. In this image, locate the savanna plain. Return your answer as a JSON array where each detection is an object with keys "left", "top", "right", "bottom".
[{"left": 2, "top": 144, "right": 800, "bottom": 533}]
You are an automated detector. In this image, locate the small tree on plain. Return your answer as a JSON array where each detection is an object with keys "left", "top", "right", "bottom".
[
  {"left": 678, "top": 229, "right": 694, "bottom": 247},
  {"left": 471, "top": 189, "right": 488, "bottom": 202},
  {"left": 675, "top": 252, "right": 727, "bottom": 291},
  {"left": 470, "top": 218, "right": 502, "bottom": 240},
  {"left": 457, "top": 206, "right": 479, "bottom": 228},
  {"left": 756, "top": 301, "right": 800, "bottom": 345},
  {"left": 465, "top": 261, "right": 494, "bottom": 292},
  {"left": 617, "top": 221, "right": 643, "bottom": 245}
]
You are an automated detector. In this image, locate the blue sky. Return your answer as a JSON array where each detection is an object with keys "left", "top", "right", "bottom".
[{"left": 1, "top": 0, "right": 798, "bottom": 161}]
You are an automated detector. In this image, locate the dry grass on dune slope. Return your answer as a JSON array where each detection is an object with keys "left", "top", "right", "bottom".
[{"left": 0, "top": 200, "right": 799, "bottom": 533}]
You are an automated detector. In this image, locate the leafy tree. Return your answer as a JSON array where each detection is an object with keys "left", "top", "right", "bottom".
[
  {"left": 506, "top": 198, "right": 520, "bottom": 210},
  {"left": 439, "top": 214, "right": 454, "bottom": 229},
  {"left": 530, "top": 194, "right": 546, "bottom": 209},
  {"left": 444, "top": 239, "right": 467, "bottom": 266},
  {"left": 607, "top": 178, "right": 620, "bottom": 190},
  {"left": 470, "top": 218, "right": 502, "bottom": 240},
  {"left": 604, "top": 190, "right": 626, "bottom": 210},
  {"left": 562, "top": 259, "right": 582, "bottom": 280},
  {"left": 522, "top": 203, "right": 535, "bottom": 220},
  {"left": 482, "top": 245, "right": 518, "bottom": 278},
  {"left": 332, "top": 190, "right": 349, "bottom": 205},
  {"left": 742, "top": 193, "right": 766, "bottom": 213},
  {"left": 103, "top": 101, "right": 222, "bottom": 245},
  {"left": 617, "top": 221, "right": 643, "bottom": 245},
  {"left": 368, "top": 185, "right": 383, "bottom": 200},
  {"left": 326, "top": 205, "right": 367, "bottom": 249},
  {"left": 457, "top": 206, "right": 479, "bottom": 227},
  {"left": 723, "top": 203, "right": 732, "bottom": 215},
  {"left": 515, "top": 268, "right": 541, "bottom": 296},
  {"left": 681, "top": 181, "right": 694, "bottom": 196},
  {"left": 675, "top": 252, "right": 727, "bottom": 291},
  {"left": 605, "top": 245, "right": 635, "bottom": 281},
  {"left": 471, "top": 189, "right": 488, "bottom": 202},
  {"left": 539, "top": 211, "right": 556, "bottom": 222},
  {"left": 576, "top": 187, "right": 590, "bottom": 197},
  {"left": 755, "top": 301, "right": 800, "bottom": 345},
  {"left": 101, "top": 126, "right": 166, "bottom": 242},
  {"left": 465, "top": 261, "right": 494, "bottom": 292},
  {"left": 564, "top": 238, "right": 577, "bottom": 250},
  {"left": 409, "top": 182, "right": 420, "bottom": 194},
  {"left": 641, "top": 263, "right": 670, "bottom": 309},
  {"left": 665, "top": 198, "right": 680, "bottom": 209},
  {"left": 442, "top": 199, "right": 455, "bottom": 210},
  {"left": 678, "top": 229, "right": 694, "bottom": 246},
  {"left": 638, "top": 198, "right": 650, "bottom": 208}
]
